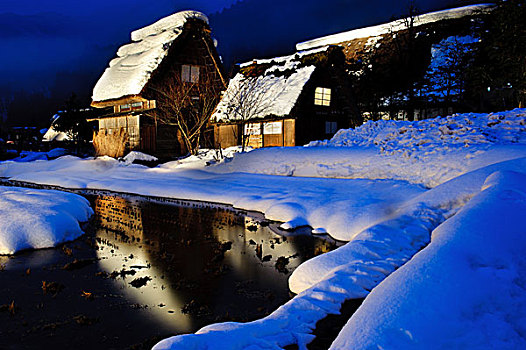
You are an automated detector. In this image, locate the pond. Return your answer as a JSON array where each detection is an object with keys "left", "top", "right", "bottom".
[{"left": 0, "top": 192, "right": 338, "bottom": 349}]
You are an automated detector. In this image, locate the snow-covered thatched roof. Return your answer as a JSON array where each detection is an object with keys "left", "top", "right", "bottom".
[
  {"left": 92, "top": 10, "right": 209, "bottom": 103},
  {"left": 42, "top": 127, "right": 70, "bottom": 142},
  {"left": 296, "top": 4, "right": 492, "bottom": 51},
  {"left": 211, "top": 46, "right": 330, "bottom": 123}
]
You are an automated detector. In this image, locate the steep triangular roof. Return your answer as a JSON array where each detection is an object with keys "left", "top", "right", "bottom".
[
  {"left": 212, "top": 46, "right": 332, "bottom": 123},
  {"left": 92, "top": 10, "right": 209, "bottom": 104}
]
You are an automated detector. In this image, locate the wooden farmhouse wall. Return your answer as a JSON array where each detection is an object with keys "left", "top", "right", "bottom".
[
  {"left": 290, "top": 61, "right": 358, "bottom": 145},
  {"left": 92, "top": 17, "right": 224, "bottom": 160},
  {"left": 213, "top": 47, "right": 360, "bottom": 149},
  {"left": 141, "top": 18, "right": 225, "bottom": 158},
  {"left": 213, "top": 119, "right": 296, "bottom": 149}
]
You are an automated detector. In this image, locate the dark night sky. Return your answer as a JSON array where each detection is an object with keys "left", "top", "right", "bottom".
[{"left": 0, "top": 0, "right": 478, "bottom": 124}]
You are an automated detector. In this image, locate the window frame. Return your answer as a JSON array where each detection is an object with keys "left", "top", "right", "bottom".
[
  {"left": 120, "top": 104, "right": 131, "bottom": 112},
  {"left": 314, "top": 87, "right": 332, "bottom": 106},
  {"left": 181, "top": 65, "right": 200, "bottom": 83},
  {"left": 325, "top": 121, "right": 338, "bottom": 134}
]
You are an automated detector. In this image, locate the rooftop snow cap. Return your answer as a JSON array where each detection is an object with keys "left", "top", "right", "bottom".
[
  {"left": 211, "top": 46, "right": 330, "bottom": 123},
  {"left": 92, "top": 10, "right": 209, "bottom": 103},
  {"left": 296, "top": 4, "right": 492, "bottom": 51}
]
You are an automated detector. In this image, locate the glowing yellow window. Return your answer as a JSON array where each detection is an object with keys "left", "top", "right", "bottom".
[{"left": 314, "top": 87, "right": 331, "bottom": 106}]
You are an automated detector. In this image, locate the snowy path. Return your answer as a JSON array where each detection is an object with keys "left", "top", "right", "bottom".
[{"left": 0, "top": 156, "right": 424, "bottom": 241}]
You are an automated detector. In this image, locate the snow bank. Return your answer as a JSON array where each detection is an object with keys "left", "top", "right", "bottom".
[
  {"left": 317, "top": 109, "right": 526, "bottom": 150},
  {"left": 290, "top": 155, "right": 526, "bottom": 294},
  {"left": 12, "top": 148, "right": 68, "bottom": 162},
  {"left": 92, "top": 10, "right": 208, "bottom": 102},
  {"left": 331, "top": 170, "right": 526, "bottom": 349},
  {"left": 296, "top": 4, "right": 491, "bottom": 51},
  {"left": 0, "top": 156, "right": 423, "bottom": 241},
  {"left": 0, "top": 186, "right": 93, "bottom": 255},
  {"left": 212, "top": 109, "right": 526, "bottom": 187},
  {"left": 160, "top": 146, "right": 248, "bottom": 169},
  {"left": 122, "top": 151, "right": 158, "bottom": 164}
]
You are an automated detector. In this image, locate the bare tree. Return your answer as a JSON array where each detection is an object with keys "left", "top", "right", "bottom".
[
  {"left": 220, "top": 76, "right": 276, "bottom": 151},
  {"left": 388, "top": 1, "right": 420, "bottom": 120},
  {"left": 148, "top": 72, "right": 221, "bottom": 155}
]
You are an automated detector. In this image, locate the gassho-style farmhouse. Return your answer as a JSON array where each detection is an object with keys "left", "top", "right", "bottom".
[{"left": 90, "top": 5, "right": 491, "bottom": 158}]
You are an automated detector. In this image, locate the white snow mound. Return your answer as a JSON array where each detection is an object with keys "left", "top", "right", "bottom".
[
  {"left": 331, "top": 170, "right": 526, "bottom": 349},
  {"left": 0, "top": 186, "right": 93, "bottom": 255}
]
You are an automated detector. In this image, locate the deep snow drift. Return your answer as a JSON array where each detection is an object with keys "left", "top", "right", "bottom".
[
  {"left": 0, "top": 186, "right": 93, "bottom": 255},
  {"left": 331, "top": 170, "right": 526, "bottom": 349},
  {"left": 1, "top": 109, "right": 526, "bottom": 348}
]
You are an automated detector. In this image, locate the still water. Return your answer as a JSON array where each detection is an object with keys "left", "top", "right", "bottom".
[{"left": 0, "top": 192, "right": 337, "bottom": 349}]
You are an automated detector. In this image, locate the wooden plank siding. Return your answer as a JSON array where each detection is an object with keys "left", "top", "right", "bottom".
[
  {"left": 214, "top": 124, "right": 239, "bottom": 149},
  {"left": 91, "top": 17, "right": 225, "bottom": 160},
  {"left": 212, "top": 46, "right": 360, "bottom": 150},
  {"left": 140, "top": 125, "right": 156, "bottom": 154},
  {"left": 284, "top": 119, "right": 295, "bottom": 147},
  {"left": 214, "top": 119, "right": 296, "bottom": 149}
]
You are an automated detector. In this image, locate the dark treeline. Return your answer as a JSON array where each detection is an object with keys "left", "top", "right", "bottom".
[{"left": 356, "top": 0, "right": 526, "bottom": 118}]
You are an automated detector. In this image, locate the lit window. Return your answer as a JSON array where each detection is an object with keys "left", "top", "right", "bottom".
[
  {"left": 244, "top": 123, "right": 261, "bottom": 136},
  {"left": 314, "top": 87, "right": 331, "bottom": 106},
  {"left": 263, "top": 122, "right": 282, "bottom": 135},
  {"left": 325, "top": 121, "right": 337, "bottom": 134},
  {"left": 131, "top": 102, "right": 142, "bottom": 110},
  {"left": 182, "top": 65, "right": 200, "bottom": 83},
  {"left": 120, "top": 104, "right": 131, "bottom": 112}
]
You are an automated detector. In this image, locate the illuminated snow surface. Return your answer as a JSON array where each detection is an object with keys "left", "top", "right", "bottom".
[
  {"left": 0, "top": 186, "right": 93, "bottom": 255},
  {"left": 1, "top": 109, "right": 526, "bottom": 348}
]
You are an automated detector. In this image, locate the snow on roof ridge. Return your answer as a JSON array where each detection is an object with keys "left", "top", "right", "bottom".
[
  {"left": 296, "top": 4, "right": 492, "bottom": 51},
  {"left": 239, "top": 45, "right": 331, "bottom": 68},
  {"left": 92, "top": 10, "right": 208, "bottom": 103},
  {"left": 131, "top": 10, "right": 208, "bottom": 42},
  {"left": 213, "top": 46, "right": 335, "bottom": 123},
  {"left": 211, "top": 65, "right": 317, "bottom": 123}
]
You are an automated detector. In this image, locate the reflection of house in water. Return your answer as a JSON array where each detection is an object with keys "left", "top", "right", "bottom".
[
  {"left": 92, "top": 194, "right": 242, "bottom": 250},
  {"left": 94, "top": 195, "right": 144, "bottom": 240},
  {"left": 91, "top": 193, "right": 338, "bottom": 330},
  {"left": 94, "top": 194, "right": 335, "bottom": 261}
]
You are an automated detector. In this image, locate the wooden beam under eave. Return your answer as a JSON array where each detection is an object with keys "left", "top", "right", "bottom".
[{"left": 91, "top": 95, "right": 149, "bottom": 108}]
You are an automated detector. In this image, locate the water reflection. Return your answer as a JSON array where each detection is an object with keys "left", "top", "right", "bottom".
[{"left": 91, "top": 194, "right": 337, "bottom": 332}]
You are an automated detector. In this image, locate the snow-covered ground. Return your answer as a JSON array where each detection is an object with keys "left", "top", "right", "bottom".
[
  {"left": 331, "top": 170, "right": 526, "bottom": 349},
  {"left": 0, "top": 186, "right": 93, "bottom": 255},
  {"left": 1, "top": 109, "right": 526, "bottom": 348}
]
